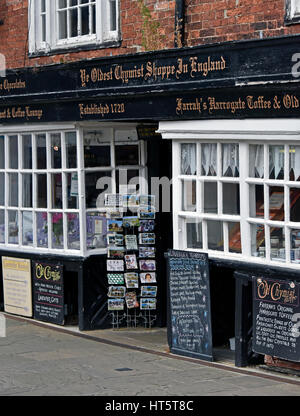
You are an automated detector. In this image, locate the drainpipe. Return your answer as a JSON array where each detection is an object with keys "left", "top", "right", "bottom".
[{"left": 175, "top": 0, "right": 185, "bottom": 48}]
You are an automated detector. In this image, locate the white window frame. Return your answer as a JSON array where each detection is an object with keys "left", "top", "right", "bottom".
[
  {"left": 285, "top": 0, "right": 300, "bottom": 23},
  {"left": 28, "top": 0, "right": 120, "bottom": 54},
  {"left": 159, "top": 118, "right": 300, "bottom": 272},
  {"left": 0, "top": 122, "right": 147, "bottom": 257}
]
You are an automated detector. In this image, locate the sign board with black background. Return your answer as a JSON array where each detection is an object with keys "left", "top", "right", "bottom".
[
  {"left": 33, "top": 261, "right": 64, "bottom": 325},
  {"left": 165, "top": 249, "right": 213, "bottom": 361},
  {"left": 253, "top": 277, "right": 300, "bottom": 362}
]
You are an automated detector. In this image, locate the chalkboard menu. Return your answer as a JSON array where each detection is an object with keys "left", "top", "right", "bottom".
[
  {"left": 166, "top": 249, "right": 213, "bottom": 361},
  {"left": 253, "top": 277, "right": 300, "bottom": 362},
  {"left": 33, "top": 261, "right": 64, "bottom": 325}
]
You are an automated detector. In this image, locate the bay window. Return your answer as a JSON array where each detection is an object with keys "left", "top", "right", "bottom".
[
  {"left": 162, "top": 118, "right": 300, "bottom": 270},
  {"left": 0, "top": 124, "right": 146, "bottom": 256}
]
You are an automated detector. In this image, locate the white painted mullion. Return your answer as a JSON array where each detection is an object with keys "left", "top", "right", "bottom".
[
  {"left": 223, "top": 222, "right": 229, "bottom": 253},
  {"left": 4, "top": 135, "right": 8, "bottom": 245},
  {"left": 111, "top": 130, "right": 116, "bottom": 194},
  {"left": 172, "top": 141, "right": 181, "bottom": 249},
  {"left": 78, "top": 127, "right": 86, "bottom": 255},
  {"left": 18, "top": 134, "right": 22, "bottom": 246},
  {"left": 239, "top": 142, "right": 250, "bottom": 257}
]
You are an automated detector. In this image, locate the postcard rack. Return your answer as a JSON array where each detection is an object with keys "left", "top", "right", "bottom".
[{"left": 105, "top": 194, "right": 158, "bottom": 330}]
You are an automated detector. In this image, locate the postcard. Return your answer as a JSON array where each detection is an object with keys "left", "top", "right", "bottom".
[
  {"left": 140, "top": 195, "right": 155, "bottom": 207},
  {"left": 107, "top": 259, "right": 124, "bottom": 271},
  {"left": 125, "top": 291, "right": 139, "bottom": 309},
  {"left": 141, "top": 286, "right": 157, "bottom": 297},
  {"left": 140, "top": 298, "right": 156, "bottom": 310},
  {"left": 123, "top": 216, "right": 140, "bottom": 228},
  {"left": 123, "top": 194, "right": 139, "bottom": 208},
  {"left": 106, "top": 208, "right": 124, "bottom": 219},
  {"left": 125, "top": 254, "right": 138, "bottom": 269},
  {"left": 125, "top": 235, "right": 138, "bottom": 250},
  {"left": 108, "top": 286, "right": 126, "bottom": 298},
  {"left": 107, "top": 233, "right": 124, "bottom": 247},
  {"left": 108, "top": 247, "right": 125, "bottom": 259},
  {"left": 140, "top": 272, "right": 156, "bottom": 283},
  {"left": 107, "top": 274, "right": 124, "bottom": 285},
  {"left": 105, "top": 194, "right": 123, "bottom": 207},
  {"left": 139, "top": 246, "right": 155, "bottom": 258},
  {"left": 138, "top": 220, "right": 155, "bottom": 232},
  {"left": 124, "top": 272, "right": 139, "bottom": 288},
  {"left": 138, "top": 207, "right": 155, "bottom": 219},
  {"left": 139, "top": 259, "right": 156, "bottom": 271},
  {"left": 108, "top": 219, "right": 123, "bottom": 233},
  {"left": 139, "top": 233, "right": 155, "bottom": 245},
  {"left": 108, "top": 298, "right": 125, "bottom": 311}
]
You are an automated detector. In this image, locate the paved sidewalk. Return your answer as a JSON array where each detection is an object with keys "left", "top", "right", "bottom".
[{"left": 3, "top": 313, "right": 300, "bottom": 388}]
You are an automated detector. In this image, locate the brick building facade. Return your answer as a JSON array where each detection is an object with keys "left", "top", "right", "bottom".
[
  {"left": 0, "top": 1, "right": 299, "bottom": 371},
  {"left": 1, "top": 0, "right": 300, "bottom": 69}
]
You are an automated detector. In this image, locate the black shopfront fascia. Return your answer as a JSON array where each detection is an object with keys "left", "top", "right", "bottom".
[{"left": 1, "top": 34, "right": 300, "bottom": 366}]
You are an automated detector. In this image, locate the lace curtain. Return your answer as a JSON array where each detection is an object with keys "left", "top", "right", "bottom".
[
  {"left": 201, "top": 144, "right": 217, "bottom": 176},
  {"left": 181, "top": 144, "right": 196, "bottom": 175},
  {"left": 290, "top": 146, "right": 300, "bottom": 181},
  {"left": 222, "top": 144, "right": 239, "bottom": 177}
]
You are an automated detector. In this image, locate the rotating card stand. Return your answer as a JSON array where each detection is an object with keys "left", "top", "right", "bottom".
[{"left": 106, "top": 194, "right": 158, "bottom": 330}]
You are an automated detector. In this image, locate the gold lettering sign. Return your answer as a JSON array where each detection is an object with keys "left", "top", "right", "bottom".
[
  {"left": 0, "top": 106, "right": 43, "bottom": 120},
  {"left": 78, "top": 102, "right": 125, "bottom": 118},
  {"left": 175, "top": 94, "right": 299, "bottom": 116},
  {"left": 35, "top": 263, "right": 61, "bottom": 282},
  {"left": 256, "top": 279, "right": 298, "bottom": 305},
  {"left": 0, "top": 78, "right": 26, "bottom": 92},
  {"left": 79, "top": 55, "right": 227, "bottom": 87}
]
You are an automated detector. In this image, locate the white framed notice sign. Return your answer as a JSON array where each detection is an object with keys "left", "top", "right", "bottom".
[{"left": 2, "top": 257, "right": 32, "bottom": 317}]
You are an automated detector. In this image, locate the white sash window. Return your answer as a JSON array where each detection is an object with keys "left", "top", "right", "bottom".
[{"left": 29, "top": 0, "right": 120, "bottom": 54}]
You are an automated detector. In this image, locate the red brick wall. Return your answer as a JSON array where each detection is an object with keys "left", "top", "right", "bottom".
[{"left": 0, "top": 0, "right": 300, "bottom": 70}]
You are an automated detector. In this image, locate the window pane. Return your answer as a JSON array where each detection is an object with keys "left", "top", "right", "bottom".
[
  {"left": 36, "top": 134, "right": 47, "bottom": 169},
  {"left": 0, "top": 173, "right": 4, "bottom": 205},
  {"left": 249, "top": 184, "right": 264, "bottom": 218},
  {"left": 269, "top": 145, "right": 284, "bottom": 180},
  {"left": 51, "top": 133, "right": 61, "bottom": 169},
  {"left": 85, "top": 171, "right": 112, "bottom": 208},
  {"left": 182, "top": 180, "right": 196, "bottom": 212},
  {"left": 22, "top": 135, "right": 32, "bottom": 169},
  {"left": 251, "top": 224, "right": 265, "bottom": 258},
  {"left": 290, "top": 187, "right": 300, "bottom": 222},
  {"left": 51, "top": 173, "right": 62, "bottom": 209},
  {"left": 110, "top": 0, "right": 117, "bottom": 31},
  {"left": 204, "top": 182, "right": 217, "bottom": 214},
  {"left": 58, "top": 10, "right": 68, "bottom": 39},
  {"left": 116, "top": 169, "right": 140, "bottom": 194},
  {"left": 0, "top": 136, "right": 4, "bottom": 169},
  {"left": 223, "top": 183, "right": 240, "bottom": 215},
  {"left": 22, "top": 212, "right": 33, "bottom": 246},
  {"left": 291, "top": 229, "right": 300, "bottom": 263},
  {"left": 269, "top": 186, "right": 284, "bottom": 221},
  {"left": 0, "top": 210, "right": 4, "bottom": 243},
  {"left": 207, "top": 220, "right": 223, "bottom": 251},
  {"left": 66, "top": 172, "right": 79, "bottom": 209},
  {"left": 52, "top": 213, "right": 64, "bottom": 249},
  {"left": 37, "top": 174, "right": 47, "bottom": 208},
  {"left": 270, "top": 227, "right": 285, "bottom": 261},
  {"left": 81, "top": 5, "right": 89, "bottom": 35},
  {"left": 186, "top": 218, "right": 202, "bottom": 249},
  {"left": 70, "top": 8, "right": 78, "bottom": 37},
  {"left": 8, "top": 210, "right": 18, "bottom": 244},
  {"left": 115, "top": 145, "right": 139, "bottom": 166},
  {"left": 8, "top": 173, "right": 18, "bottom": 207},
  {"left": 67, "top": 213, "right": 80, "bottom": 250},
  {"left": 86, "top": 212, "right": 107, "bottom": 249},
  {"left": 65, "top": 132, "right": 77, "bottom": 168},
  {"left": 249, "top": 144, "right": 264, "bottom": 178},
  {"left": 181, "top": 144, "right": 196, "bottom": 175},
  {"left": 228, "top": 222, "right": 241, "bottom": 253},
  {"left": 289, "top": 145, "right": 300, "bottom": 181},
  {"left": 84, "top": 141, "right": 111, "bottom": 167},
  {"left": 9, "top": 135, "right": 18, "bottom": 169},
  {"left": 22, "top": 174, "right": 33, "bottom": 208},
  {"left": 201, "top": 143, "right": 217, "bottom": 176},
  {"left": 222, "top": 144, "right": 239, "bottom": 177},
  {"left": 36, "top": 212, "right": 48, "bottom": 248}
]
